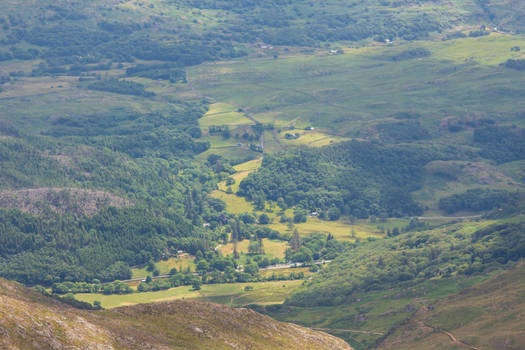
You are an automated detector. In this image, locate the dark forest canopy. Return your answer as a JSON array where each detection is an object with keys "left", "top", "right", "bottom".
[{"left": 238, "top": 141, "right": 464, "bottom": 218}]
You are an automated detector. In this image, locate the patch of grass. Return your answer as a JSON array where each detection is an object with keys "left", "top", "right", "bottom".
[
  {"left": 432, "top": 33, "right": 525, "bottom": 66},
  {"left": 131, "top": 256, "right": 195, "bottom": 279},
  {"left": 75, "top": 280, "right": 304, "bottom": 309},
  {"left": 413, "top": 160, "right": 522, "bottom": 213},
  {"left": 199, "top": 102, "right": 254, "bottom": 129},
  {"left": 210, "top": 190, "right": 255, "bottom": 214},
  {"left": 268, "top": 217, "right": 399, "bottom": 241},
  {"left": 218, "top": 238, "right": 288, "bottom": 260},
  {"left": 202, "top": 135, "right": 239, "bottom": 149},
  {"left": 233, "top": 158, "right": 262, "bottom": 172},
  {"left": 279, "top": 129, "right": 348, "bottom": 148}
]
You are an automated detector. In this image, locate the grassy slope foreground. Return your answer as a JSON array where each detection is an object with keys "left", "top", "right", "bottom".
[
  {"left": 377, "top": 262, "right": 525, "bottom": 350},
  {"left": 0, "top": 278, "right": 352, "bottom": 350}
]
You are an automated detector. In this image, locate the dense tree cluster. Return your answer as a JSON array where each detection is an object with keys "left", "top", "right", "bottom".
[
  {"left": 239, "top": 141, "right": 458, "bottom": 218},
  {"left": 439, "top": 189, "right": 517, "bottom": 214},
  {"left": 0, "top": 96, "right": 229, "bottom": 286},
  {"left": 86, "top": 78, "right": 155, "bottom": 97},
  {"left": 125, "top": 64, "right": 186, "bottom": 83},
  {"left": 285, "top": 232, "right": 346, "bottom": 263},
  {"left": 0, "top": 207, "right": 206, "bottom": 285},
  {"left": 474, "top": 125, "right": 525, "bottom": 163}
]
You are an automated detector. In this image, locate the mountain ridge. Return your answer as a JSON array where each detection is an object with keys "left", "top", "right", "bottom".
[{"left": 0, "top": 277, "right": 352, "bottom": 350}]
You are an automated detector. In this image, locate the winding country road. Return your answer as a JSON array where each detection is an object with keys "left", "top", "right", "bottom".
[
  {"left": 416, "top": 215, "right": 482, "bottom": 220},
  {"left": 423, "top": 323, "right": 481, "bottom": 350}
]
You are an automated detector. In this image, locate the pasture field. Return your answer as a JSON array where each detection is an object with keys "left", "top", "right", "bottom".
[
  {"left": 218, "top": 238, "right": 288, "bottom": 260},
  {"left": 431, "top": 33, "right": 525, "bottom": 66},
  {"left": 131, "top": 256, "right": 196, "bottom": 279},
  {"left": 278, "top": 129, "right": 348, "bottom": 148},
  {"left": 202, "top": 135, "right": 239, "bottom": 149},
  {"left": 217, "top": 158, "right": 263, "bottom": 192},
  {"left": 268, "top": 217, "right": 409, "bottom": 241},
  {"left": 198, "top": 102, "right": 254, "bottom": 129},
  {"left": 233, "top": 157, "right": 263, "bottom": 172},
  {"left": 75, "top": 279, "right": 304, "bottom": 309},
  {"left": 210, "top": 190, "right": 255, "bottom": 214}
]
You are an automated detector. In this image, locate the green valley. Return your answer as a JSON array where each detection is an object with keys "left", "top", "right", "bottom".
[{"left": 0, "top": 0, "right": 525, "bottom": 349}]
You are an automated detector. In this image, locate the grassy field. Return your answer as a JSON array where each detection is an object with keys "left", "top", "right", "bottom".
[
  {"left": 0, "top": 66, "right": 191, "bottom": 134},
  {"left": 233, "top": 158, "right": 262, "bottom": 172},
  {"left": 209, "top": 185, "right": 399, "bottom": 241},
  {"left": 75, "top": 279, "right": 304, "bottom": 309},
  {"left": 218, "top": 238, "right": 288, "bottom": 260},
  {"left": 198, "top": 102, "right": 254, "bottom": 129},
  {"left": 278, "top": 129, "right": 349, "bottom": 148},
  {"left": 268, "top": 217, "right": 409, "bottom": 241},
  {"left": 210, "top": 190, "right": 255, "bottom": 214},
  {"left": 218, "top": 158, "right": 263, "bottom": 192},
  {"left": 131, "top": 256, "right": 196, "bottom": 279}
]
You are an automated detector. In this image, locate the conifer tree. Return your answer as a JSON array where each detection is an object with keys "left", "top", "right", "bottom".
[{"left": 291, "top": 229, "right": 301, "bottom": 252}]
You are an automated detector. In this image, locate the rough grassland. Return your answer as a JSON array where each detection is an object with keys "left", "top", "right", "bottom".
[
  {"left": 0, "top": 278, "right": 351, "bottom": 350},
  {"left": 188, "top": 35, "right": 525, "bottom": 135},
  {"left": 267, "top": 274, "right": 493, "bottom": 350},
  {"left": 377, "top": 262, "right": 525, "bottom": 350}
]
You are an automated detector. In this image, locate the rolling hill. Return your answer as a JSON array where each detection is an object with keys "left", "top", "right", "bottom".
[
  {"left": 377, "top": 261, "right": 525, "bottom": 350},
  {"left": 0, "top": 278, "right": 352, "bottom": 350}
]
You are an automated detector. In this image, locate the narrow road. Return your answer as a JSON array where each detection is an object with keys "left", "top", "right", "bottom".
[
  {"left": 423, "top": 323, "right": 481, "bottom": 350},
  {"left": 244, "top": 110, "right": 264, "bottom": 152},
  {"left": 416, "top": 215, "right": 482, "bottom": 220},
  {"left": 311, "top": 327, "right": 384, "bottom": 336},
  {"left": 260, "top": 260, "right": 332, "bottom": 270},
  {"left": 121, "top": 274, "right": 171, "bottom": 283}
]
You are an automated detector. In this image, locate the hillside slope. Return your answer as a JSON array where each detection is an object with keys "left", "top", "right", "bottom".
[
  {"left": 377, "top": 262, "right": 525, "bottom": 350},
  {"left": 0, "top": 278, "right": 352, "bottom": 350}
]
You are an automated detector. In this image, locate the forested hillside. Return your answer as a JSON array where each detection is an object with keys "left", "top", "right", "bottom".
[
  {"left": 287, "top": 220, "right": 525, "bottom": 307},
  {"left": 239, "top": 141, "right": 466, "bottom": 218}
]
